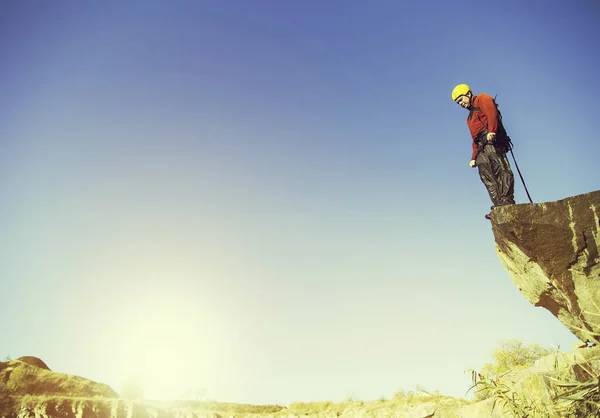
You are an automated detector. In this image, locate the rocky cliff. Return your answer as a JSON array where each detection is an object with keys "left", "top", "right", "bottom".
[{"left": 489, "top": 190, "right": 600, "bottom": 344}]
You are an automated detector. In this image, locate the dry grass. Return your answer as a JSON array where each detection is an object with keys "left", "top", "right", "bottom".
[
  {"left": 156, "top": 400, "right": 286, "bottom": 414},
  {"left": 467, "top": 347, "right": 600, "bottom": 417},
  {"left": 282, "top": 392, "right": 471, "bottom": 416}
]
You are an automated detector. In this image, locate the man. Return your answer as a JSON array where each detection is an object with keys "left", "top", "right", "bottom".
[{"left": 452, "top": 84, "right": 515, "bottom": 218}]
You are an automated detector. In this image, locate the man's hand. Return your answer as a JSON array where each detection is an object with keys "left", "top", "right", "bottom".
[
  {"left": 486, "top": 132, "right": 496, "bottom": 142},
  {"left": 469, "top": 160, "right": 477, "bottom": 168}
]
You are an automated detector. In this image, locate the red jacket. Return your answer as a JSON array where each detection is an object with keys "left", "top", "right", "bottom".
[{"left": 467, "top": 93, "right": 499, "bottom": 160}]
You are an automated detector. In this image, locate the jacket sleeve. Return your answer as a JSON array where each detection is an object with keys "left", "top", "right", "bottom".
[
  {"left": 479, "top": 94, "right": 498, "bottom": 134},
  {"left": 472, "top": 141, "right": 478, "bottom": 161}
]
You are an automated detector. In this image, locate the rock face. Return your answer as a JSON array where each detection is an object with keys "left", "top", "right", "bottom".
[
  {"left": 0, "top": 357, "right": 117, "bottom": 398},
  {"left": 490, "top": 190, "right": 600, "bottom": 343},
  {"left": 0, "top": 356, "right": 118, "bottom": 416}
]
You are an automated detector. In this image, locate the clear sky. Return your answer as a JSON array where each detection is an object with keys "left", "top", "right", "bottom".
[{"left": 1, "top": 0, "right": 599, "bottom": 405}]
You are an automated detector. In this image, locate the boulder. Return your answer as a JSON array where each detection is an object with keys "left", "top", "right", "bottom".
[
  {"left": 15, "top": 356, "right": 50, "bottom": 371},
  {"left": 489, "top": 190, "right": 600, "bottom": 343}
]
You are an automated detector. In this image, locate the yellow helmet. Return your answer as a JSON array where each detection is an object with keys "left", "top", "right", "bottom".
[{"left": 452, "top": 84, "right": 471, "bottom": 101}]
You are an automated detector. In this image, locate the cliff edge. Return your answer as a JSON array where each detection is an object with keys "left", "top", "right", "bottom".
[{"left": 489, "top": 190, "right": 600, "bottom": 344}]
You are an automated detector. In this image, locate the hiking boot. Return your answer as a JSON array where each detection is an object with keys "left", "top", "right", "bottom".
[{"left": 497, "top": 198, "right": 516, "bottom": 206}]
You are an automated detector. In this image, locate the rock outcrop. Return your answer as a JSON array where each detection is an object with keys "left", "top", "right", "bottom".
[
  {"left": 490, "top": 190, "right": 600, "bottom": 343},
  {"left": 0, "top": 358, "right": 282, "bottom": 418},
  {"left": 0, "top": 356, "right": 118, "bottom": 416},
  {"left": 12, "top": 356, "right": 51, "bottom": 371},
  {"left": 0, "top": 356, "right": 117, "bottom": 398}
]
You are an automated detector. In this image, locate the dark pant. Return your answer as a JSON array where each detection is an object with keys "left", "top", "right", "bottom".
[{"left": 476, "top": 144, "right": 515, "bottom": 206}]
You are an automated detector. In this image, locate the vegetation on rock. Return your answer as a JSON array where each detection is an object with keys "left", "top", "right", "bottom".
[{"left": 469, "top": 341, "right": 600, "bottom": 417}]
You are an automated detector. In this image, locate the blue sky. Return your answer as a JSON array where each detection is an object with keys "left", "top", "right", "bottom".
[{"left": 1, "top": 0, "right": 599, "bottom": 404}]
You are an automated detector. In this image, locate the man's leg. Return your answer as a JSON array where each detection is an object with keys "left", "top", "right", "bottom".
[
  {"left": 489, "top": 148, "right": 516, "bottom": 205},
  {"left": 476, "top": 147, "right": 500, "bottom": 206},
  {"left": 499, "top": 153, "right": 515, "bottom": 204}
]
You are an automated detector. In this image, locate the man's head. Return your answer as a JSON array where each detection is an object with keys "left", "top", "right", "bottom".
[{"left": 452, "top": 84, "right": 472, "bottom": 109}]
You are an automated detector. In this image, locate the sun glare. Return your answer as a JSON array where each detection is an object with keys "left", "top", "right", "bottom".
[{"left": 111, "top": 284, "right": 228, "bottom": 401}]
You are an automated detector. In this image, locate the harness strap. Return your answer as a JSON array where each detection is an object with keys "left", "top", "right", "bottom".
[{"left": 467, "top": 106, "right": 481, "bottom": 121}]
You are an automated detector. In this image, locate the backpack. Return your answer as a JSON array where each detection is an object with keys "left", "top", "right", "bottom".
[{"left": 493, "top": 95, "right": 513, "bottom": 154}]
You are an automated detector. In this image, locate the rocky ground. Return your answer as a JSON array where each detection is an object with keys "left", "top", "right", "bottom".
[{"left": 2, "top": 346, "right": 599, "bottom": 418}]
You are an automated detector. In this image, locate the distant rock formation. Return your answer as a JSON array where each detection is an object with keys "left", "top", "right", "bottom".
[
  {"left": 490, "top": 190, "right": 600, "bottom": 343},
  {"left": 15, "top": 356, "right": 50, "bottom": 370},
  {"left": 0, "top": 356, "right": 118, "bottom": 416},
  {"left": 0, "top": 357, "right": 117, "bottom": 398}
]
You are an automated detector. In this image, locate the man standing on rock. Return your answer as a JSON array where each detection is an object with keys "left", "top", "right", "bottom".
[{"left": 452, "top": 84, "right": 516, "bottom": 219}]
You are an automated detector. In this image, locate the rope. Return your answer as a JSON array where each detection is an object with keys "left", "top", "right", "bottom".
[
  {"left": 508, "top": 142, "right": 533, "bottom": 204},
  {"left": 494, "top": 94, "right": 534, "bottom": 204}
]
